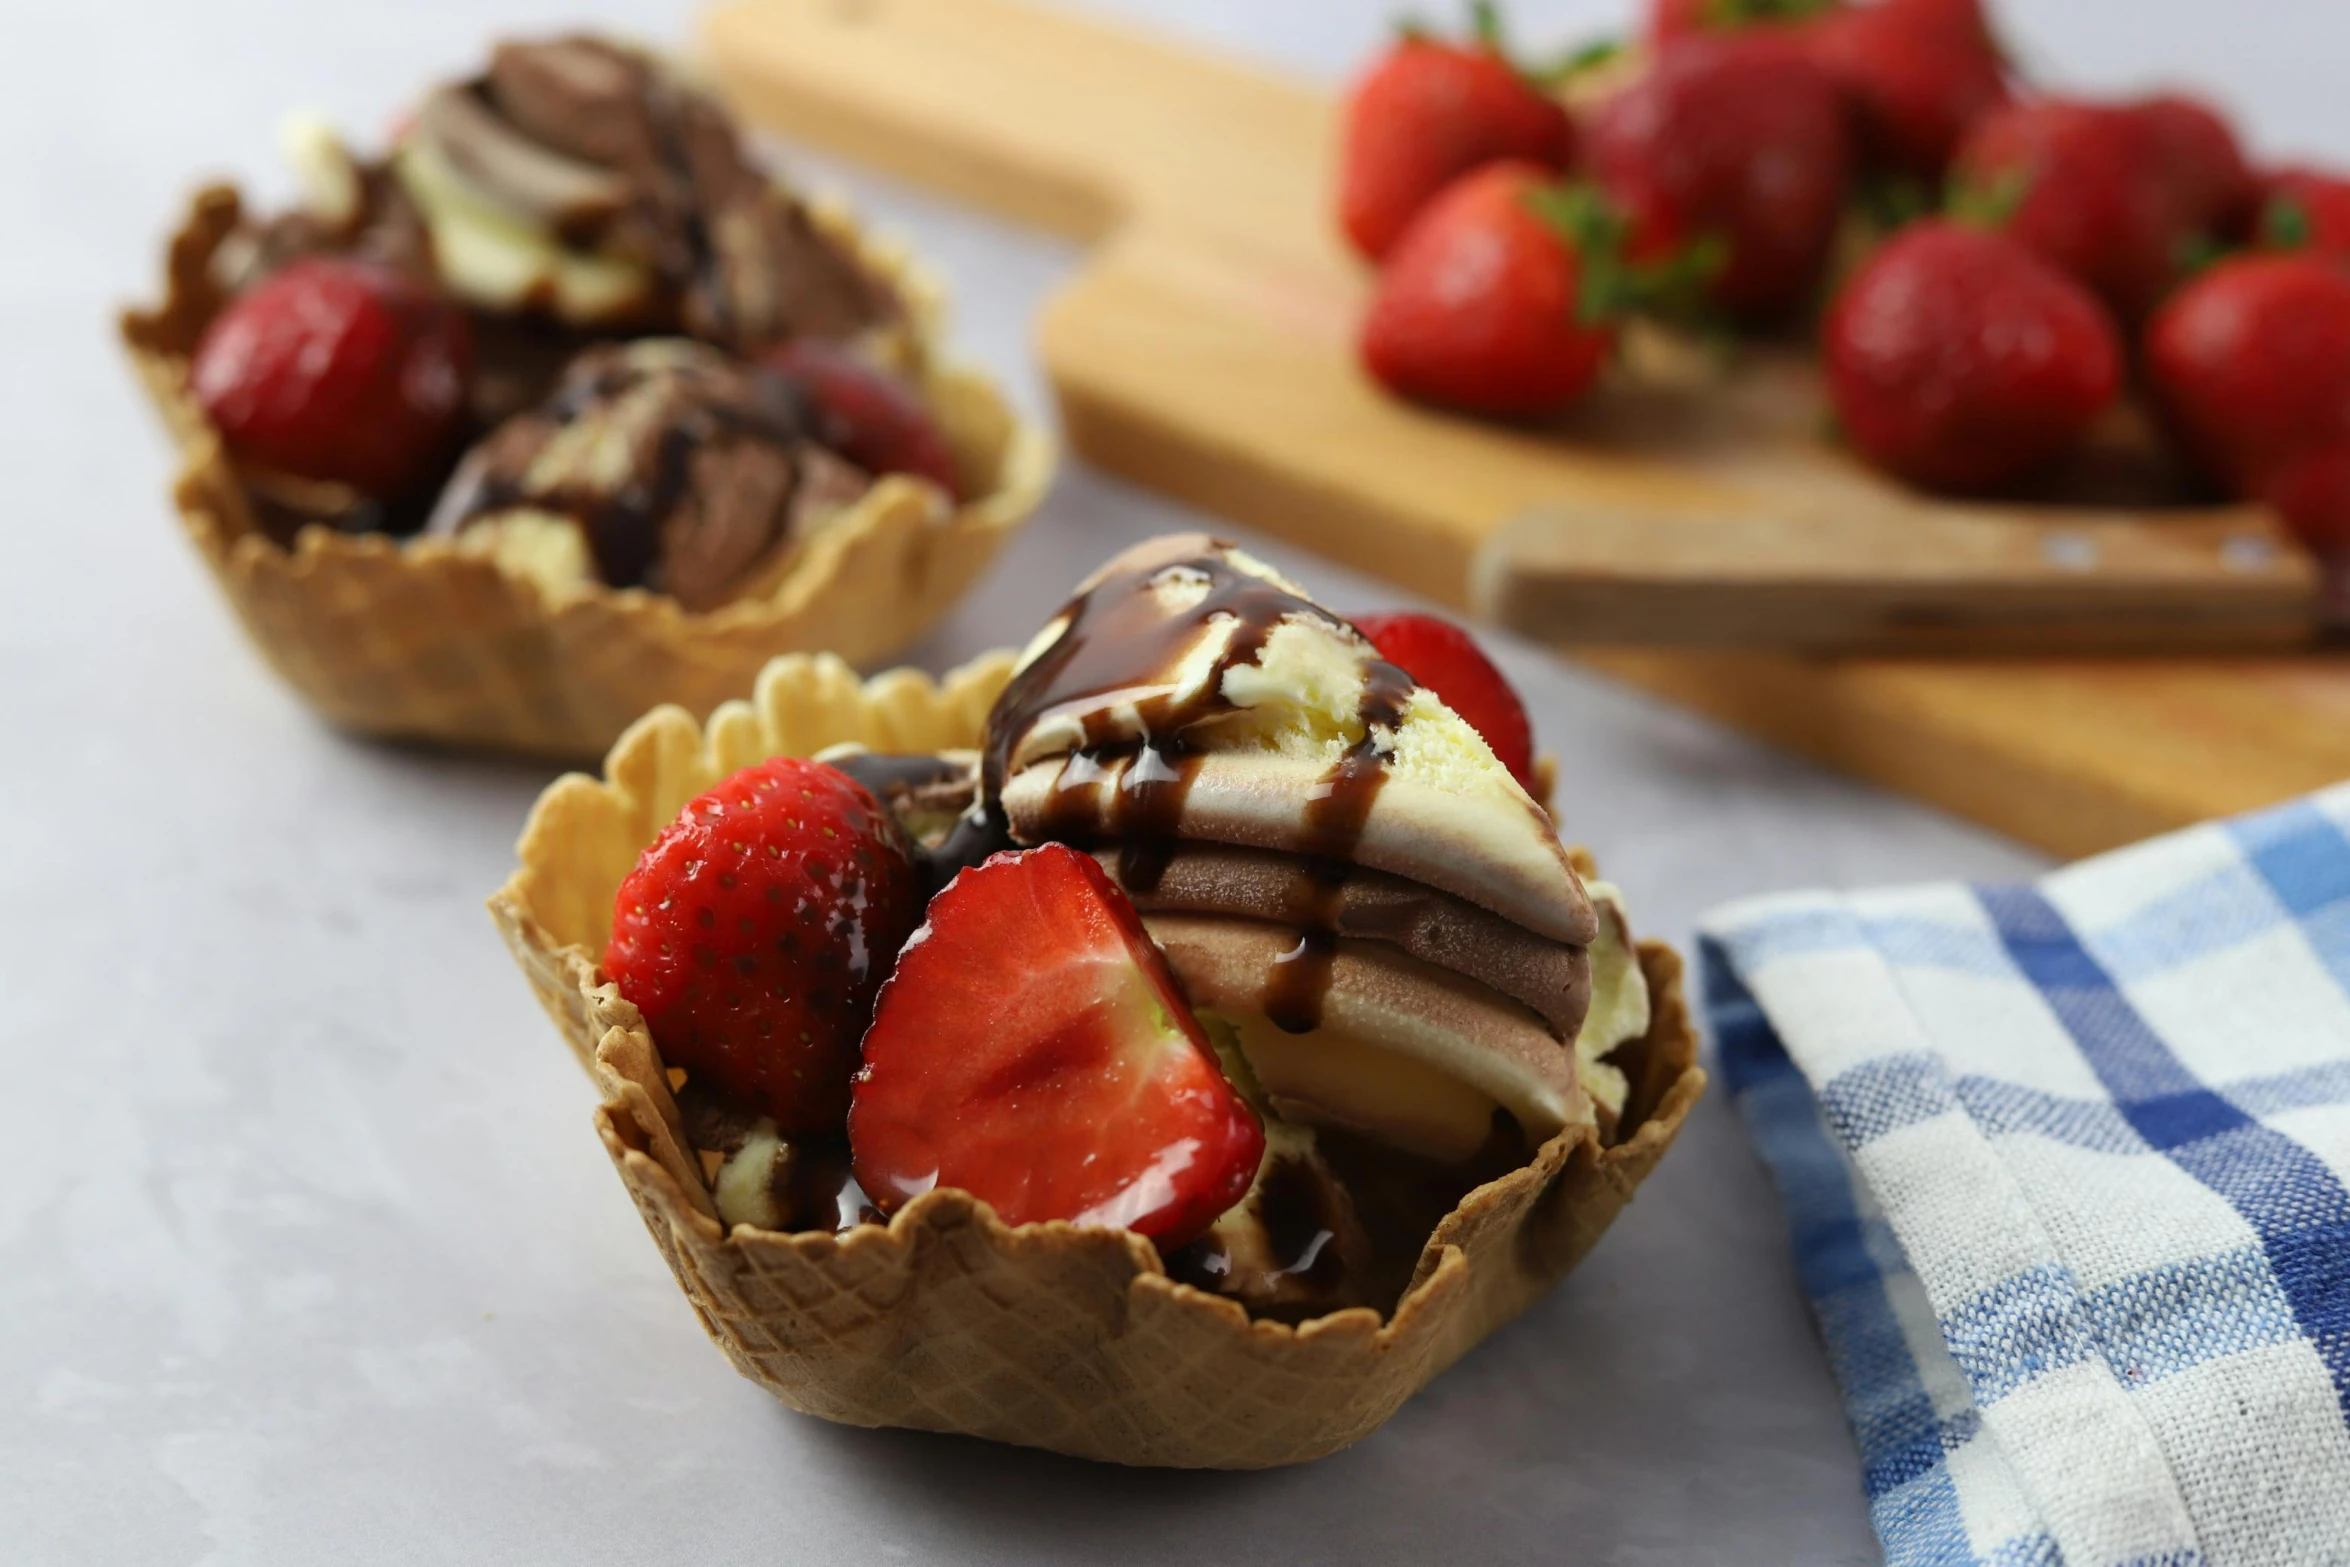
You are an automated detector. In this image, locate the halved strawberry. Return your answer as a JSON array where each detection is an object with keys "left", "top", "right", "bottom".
[
  {"left": 1351, "top": 612, "right": 1538, "bottom": 789},
  {"left": 848, "top": 845, "right": 1263, "bottom": 1249}
]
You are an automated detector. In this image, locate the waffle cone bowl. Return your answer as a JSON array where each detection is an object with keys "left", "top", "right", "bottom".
[
  {"left": 119, "top": 186, "right": 1055, "bottom": 760},
  {"left": 489, "top": 649, "right": 1704, "bottom": 1469}
]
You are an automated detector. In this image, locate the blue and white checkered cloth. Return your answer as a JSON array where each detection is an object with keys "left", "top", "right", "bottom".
[{"left": 1701, "top": 783, "right": 2350, "bottom": 1567}]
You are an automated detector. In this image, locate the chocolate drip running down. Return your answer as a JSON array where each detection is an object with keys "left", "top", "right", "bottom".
[
  {"left": 981, "top": 544, "right": 1416, "bottom": 1034},
  {"left": 821, "top": 751, "right": 1010, "bottom": 899},
  {"left": 1162, "top": 1153, "right": 1355, "bottom": 1316}
]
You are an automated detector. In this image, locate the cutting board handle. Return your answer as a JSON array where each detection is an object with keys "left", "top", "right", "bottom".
[{"left": 703, "top": 0, "right": 1331, "bottom": 243}]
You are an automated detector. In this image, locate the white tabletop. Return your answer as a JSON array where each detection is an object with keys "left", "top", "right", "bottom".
[{"left": 10, "top": 1, "right": 2320, "bottom": 1560}]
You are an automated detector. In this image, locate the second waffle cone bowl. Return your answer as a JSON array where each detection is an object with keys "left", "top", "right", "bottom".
[
  {"left": 490, "top": 649, "right": 1705, "bottom": 1469},
  {"left": 121, "top": 186, "right": 1055, "bottom": 760}
]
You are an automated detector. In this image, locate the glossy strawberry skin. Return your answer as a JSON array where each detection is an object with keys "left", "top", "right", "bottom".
[
  {"left": 2146, "top": 255, "right": 2350, "bottom": 498},
  {"left": 191, "top": 257, "right": 473, "bottom": 496},
  {"left": 1951, "top": 99, "right": 2182, "bottom": 323},
  {"left": 2125, "top": 93, "right": 2258, "bottom": 244},
  {"left": 761, "top": 340, "right": 964, "bottom": 501},
  {"left": 1809, "top": 0, "right": 2009, "bottom": 180},
  {"left": 1583, "top": 33, "right": 1852, "bottom": 321},
  {"left": 1351, "top": 612, "right": 1537, "bottom": 789},
  {"left": 605, "top": 758, "right": 923, "bottom": 1136},
  {"left": 1824, "top": 222, "right": 2121, "bottom": 493},
  {"left": 1360, "top": 162, "right": 1618, "bottom": 416},
  {"left": 848, "top": 845, "right": 1263, "bottom": 1250},
  {"left": 1337, "top": 35, "right": 1577, "bottom": 262}
]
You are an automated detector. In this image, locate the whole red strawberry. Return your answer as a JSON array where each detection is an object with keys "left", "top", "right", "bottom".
[
  {"left": 1583, "top": 32, "right": 1852, "bottom": 321},
  {"left": 1824, "top": 221, "right": 2121, "bottom": 492},
  {"left": 1360, "top": 163, "right": 1626, "bottom": 416},
  {"left": 606, "top": 757, "right": 923, "bottom": 1136},
  {"left": 2146, "top": 255, "right": 2350, "bottom": 497},
  {"left": 2123, "top": 93, "right": 2258, "bottom": 244},
  {"left": 1647, "top": 0, "right": 1838, "bottom": 47},
  {"left": 762, "top": 340, "right": 964, "bottom": 501},
  {"left": 1808, "top": 0, "right": 2009, "bottom": 181},
  {"left": 1351, "top": 612, "right": 1537, "bottom": 788},
  {"left": 1337, "top": 4, "right": 1578, "bottom": 262},
  {"left": 849, "top": 844, "right": 1264, "bottom": 1248},
  {"left": 1950, "top": 99, "right": 2183, "bottom": 322},
  {"left": 191, "top": 256, "right": 473, "bottom": 496},
  {"left": 2258, "top": 166, "right": 2350, "bottom": 266}
]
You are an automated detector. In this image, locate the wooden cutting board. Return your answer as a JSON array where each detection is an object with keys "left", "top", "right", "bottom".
[{"left": 702, "top": 0, "right": 2350, "bottom": 855}]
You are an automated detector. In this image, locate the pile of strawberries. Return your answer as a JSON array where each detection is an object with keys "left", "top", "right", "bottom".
[{"left": 1341, "top": 0, "right": 2350, "bottom": 560}]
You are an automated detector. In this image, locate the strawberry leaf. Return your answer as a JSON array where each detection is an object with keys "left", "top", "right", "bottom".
[
  {"left": 1856, "top": 174, "right": 1937, "bottom": 235},
  {"left": 1540, "top": 35, "right": 1625, "bottom": 83},
  {"left": 2173, "top": 231, "right": 2230, "bottom": 278},
  {"left": 2265, "top": 196, "right": 2315, "bottom": 252},
  {"left": 1947, "top": 167, "right": 2033, "bottom": 230},
  {"left": 1709, "top": 0, "right": 1835, "bottom": 22},
  {"left": 1521, "top": 182, "right": 1636, "bottom": 322},
  {"left": 1629, "top": 233, "right": 1731, "bottom": 325},
  {"left": 1393, "top": 1, "right": 1578, "bottom": 93}
]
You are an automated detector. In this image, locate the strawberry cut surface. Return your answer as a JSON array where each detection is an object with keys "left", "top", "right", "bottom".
[
  {"left": 848, "top": 845, "right": 1263, "bottom": 1249},
  {"left": 1351, "top": 612, "right": 1537, "bottom": 789},
  {"left": 605, "top": 757, "right": 923, "bottom": 1136}
]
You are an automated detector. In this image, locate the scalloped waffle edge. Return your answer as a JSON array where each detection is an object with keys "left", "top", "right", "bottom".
[
  {"left": 118, "top": 184, "right": 1055, "bottom": 760},
  {"left": 486, "top": 650, "right": 1705, "bottom": 1468}
]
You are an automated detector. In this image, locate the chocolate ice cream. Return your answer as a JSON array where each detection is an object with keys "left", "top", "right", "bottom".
[
  {"left": 397, "top": 36, "right": 901, "bottom": 353},
  {"left": 428, "top": 338, "right": 872, "bottom": 611}
]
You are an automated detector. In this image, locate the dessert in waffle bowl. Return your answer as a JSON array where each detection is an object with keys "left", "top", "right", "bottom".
[
  {"left": 120, "top": 34, "right": 1051, "bottom": 759},
  {"left": 491, "top": 535, "right": 1702, "bottom": 1468}
]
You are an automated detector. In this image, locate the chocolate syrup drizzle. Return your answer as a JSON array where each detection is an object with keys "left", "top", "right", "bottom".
[
  {"left": 981, "top": 548, "right": 1415, "bottom": 1034},
  {"left": 822, "top": 751, "right": 1009, "bottom": 899},
  {"left": 1162, "top": 1153, "right": 1350, "bottom": 1311},
  {"left": 781, "top": 1138, "right": 886, "bottom": 1233},
  {"left": 436, "top": 351, "right": 811, "bottom": 592}
]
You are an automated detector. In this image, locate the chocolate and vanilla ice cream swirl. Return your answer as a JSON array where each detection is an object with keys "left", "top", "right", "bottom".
[
  {"left": 427, "top": 339, "right": 869, "bottom": 610},
  {"left": 678, "top": 550, "right": 1653, "bottom": 1319},
  {"left": 394, "top": 36, "right": 900, "bottom": 353},
  {"left": 978, "top": 534, "right": 1652, "bottom": 1168}
]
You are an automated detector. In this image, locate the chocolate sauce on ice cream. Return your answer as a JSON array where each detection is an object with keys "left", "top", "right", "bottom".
[
  {"left": 197, "top": 32, "right": 916, "bottom": 567},
  {"left": 405, "top": 36, "right": 901, "bottom": 352},
  {"left": 1163, "top": 1149, "right": 1357, "bottom": 1317},
  {"left": 822, "top": 750, "right": 1009, "bottom": 898},
  {"left": 428, "top": 339, "right": 867, "bottom": 608},
  {"left": 982, "top": 541, "right": 1416, "bottom": 1033}
]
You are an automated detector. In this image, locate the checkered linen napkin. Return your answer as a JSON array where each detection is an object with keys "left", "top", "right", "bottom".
[{"left": 1699, "top": 784, "right": 2350, "bottom": 1567}]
